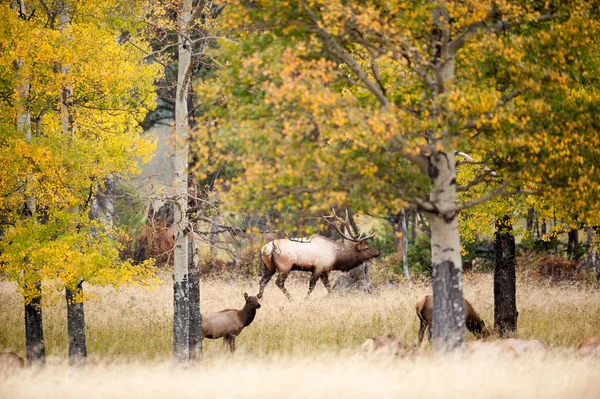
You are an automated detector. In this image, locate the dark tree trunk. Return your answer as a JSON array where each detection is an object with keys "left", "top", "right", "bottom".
[
  {"left": 66, "top": 282, "right": 87, "bottom": 366},
  {"left": 24, "top": 281, "right": 46, "bottom": 367},
  {"left": 541, "top": 219, "right": 547, "bottom": 237},
  {"left": 188, "top": 234, "right": 202, "bottom": 362},
  {"left": 431, "top": 260, "right": 465, "bottom": 352},
  {"left": 493, "top": 216, "right": 517, "bottom": 337},
  {"left": 567, "top": 228, "right": 579, "bottom": 259},
  {"left": 526, "top": 208, "right": 535, "bottom": 232}
]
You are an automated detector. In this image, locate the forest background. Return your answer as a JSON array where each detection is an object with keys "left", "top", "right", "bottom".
[{"left": 1, "top": 0, "right": 600, "bottom": 373}]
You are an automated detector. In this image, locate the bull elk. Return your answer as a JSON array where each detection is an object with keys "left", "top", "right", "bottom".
[
  {"left": 257, "top": 209, "right": 380, "bottom": 300},
  {"left": 416, "top": 295, "right": 489, "bottom": 345},
  {"left": 202, "top": 293, "right": 261, "bottom": 352}
]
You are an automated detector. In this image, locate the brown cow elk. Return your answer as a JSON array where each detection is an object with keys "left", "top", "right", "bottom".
[
  {"left": 202, "top": 293, "right": 261, "bottom": 352},
  {"left": 416, "top": 295, "right": 489, "bottom": 345},
  {"left": 257, "top": 209, "right": 380, "bottom": 300},
  {"left": 576, "top": 336, "right": 600, "bottom": 357},
  {"left": 0, "top": 352, "right": 25, "bottom": 371}
]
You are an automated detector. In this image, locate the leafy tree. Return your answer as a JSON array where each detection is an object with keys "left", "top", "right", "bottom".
[
  {"left": 195, "top": 1, "right": 600, "bottom": 351},
  {"left": 0, "top": 0, "right": 160, "bottom": 362}
]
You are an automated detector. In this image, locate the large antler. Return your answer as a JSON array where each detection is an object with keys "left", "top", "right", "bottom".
[{"left": 323, "top": 208, "right": 375, "bottom": 242}]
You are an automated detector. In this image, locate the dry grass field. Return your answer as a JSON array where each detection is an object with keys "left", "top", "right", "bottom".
[{"left": 1, "top": 271, "right": 600, "bottom": 398}]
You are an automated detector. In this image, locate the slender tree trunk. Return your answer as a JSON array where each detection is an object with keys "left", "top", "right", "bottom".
[
  {"left": 401, "top": 209, "right": 411, "bottom": 287},
  {"left": 493, "top": 216, "right": 517, "bottom": 337},
  {"left": 586, "top": 227, "right": 600, "bottom": 286},
  {"left": 188, "top": 235, "right": 202, "bottom": 361},
  {"left": 541, "top": 219, "right": 547, "bottom": 236},
  {"left": 56, "top": 0, "right": 87, "bottom": 366},
  {"left": 526, "top": 208, "right": 535, "bottom": 232},
  {"left": 57, "top": 0, "right": 74, "bottom": 137},
  {"left": 172, "top": 0, "right": 193, "bottom": 364},
  {"left": 567, "top": 228, "right": 579, "bottom": 259},
  {"left": 14, "top": 17, "right": 46, "bottom": 366},
  {"left": 410, "top": 210, "right": 417, "bottom": 245},
  {"left": 66, "top": 282, "right": 87, "bottom": 366},
  {"left": 188, "top": 173, "right": 202, "bottom": 362},
  {"left": 24, "top": 282, "right": 46, "bottom": 367},
  {"left": 428, "top": 151, "right": 466, "bottom": 353}
]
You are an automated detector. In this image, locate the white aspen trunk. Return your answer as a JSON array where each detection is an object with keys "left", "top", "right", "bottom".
[
  {"left": 57, "top": 0, "right": 73, "bottom": 137},
  {"left": 172, "top": 0, "right": 193, "bottom": 364},
  {"left": 57, "top": 1, "right": 87, "bottom": 366},
  {"left": 427, "top": 150, "right": 466, "bottom": 353},
  {"left": 15, "top": 40, "right": 46, "bottom": 366}
]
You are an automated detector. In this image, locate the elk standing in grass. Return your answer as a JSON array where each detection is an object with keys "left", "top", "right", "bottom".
[
  {"left": 416, "top": 295, "right": 489, "bottom": 345},
  {"left": 202, "top": 293, "right": 261, "bottom": 352},
  {"left": 257, "top": 209, "right": 380, "bottom": 300}
]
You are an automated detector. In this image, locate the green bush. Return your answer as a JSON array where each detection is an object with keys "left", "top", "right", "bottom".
[{"left": 404, "top": 235, "right": 432, "bottom": 275}]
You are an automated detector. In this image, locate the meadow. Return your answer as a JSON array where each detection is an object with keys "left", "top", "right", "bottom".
[{"left": 1, "top": 271, "right": 600, "bottom": 398}]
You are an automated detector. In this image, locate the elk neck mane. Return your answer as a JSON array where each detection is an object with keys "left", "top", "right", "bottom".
[
  {"left": 240, "top": 302, "right": 257, "bottom": 327},
  {"left": 332, "top": 240, "right": 365, "bottom": 271}
]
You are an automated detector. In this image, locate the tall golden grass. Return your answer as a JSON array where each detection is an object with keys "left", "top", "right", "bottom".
[{"left": 1, "top": 272, "right": 599, "bottom": 397}]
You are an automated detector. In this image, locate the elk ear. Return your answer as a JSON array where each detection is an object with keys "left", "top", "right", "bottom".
[{"left": 244, "top": 292, "right": 249, "bottom": 300}]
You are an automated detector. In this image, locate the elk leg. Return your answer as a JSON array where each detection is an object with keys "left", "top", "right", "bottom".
[
  {"left": 223, "top": 336, "right": 231, "bottom": 353},
  {"left": 275, "top": 272, "right": 293, "bottom": 301},
  {"left": 306, "top": 272, "right": 321, "bottom": 298},
  {"left": 229, "top": 336, "right": 236, "bottom": 352},
  {"left": 417, "top": 316, "right": 426, "bottom": 346},
  {"left": 320, "top": 273, "right": 332, "bottom": 294},
  {"left": 258, "top": 268, "right": 275, "bottom": 298}
]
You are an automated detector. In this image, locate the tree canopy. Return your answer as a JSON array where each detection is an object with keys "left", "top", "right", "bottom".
[{"left": 0, "top": 1, "right": 161, "bottom": 303}]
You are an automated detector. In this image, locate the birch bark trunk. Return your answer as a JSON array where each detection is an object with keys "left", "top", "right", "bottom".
[
  {"left": 172, "top": 0, "right": 193, "bottom": 364},
  {"left": 428, "top": 151, "right": 466, "bottom": 353}
]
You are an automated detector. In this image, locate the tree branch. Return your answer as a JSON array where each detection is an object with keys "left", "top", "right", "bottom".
[
  {"left": 450, "top": 9, "right": 556, "bottom": 53},
  {"left": 299, "top": 1, "right": 390, "bottom": 107}
]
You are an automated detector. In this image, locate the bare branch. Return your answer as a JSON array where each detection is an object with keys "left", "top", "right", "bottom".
[{"left": 450, "top": 10, "right": 556, "bottom": 53}]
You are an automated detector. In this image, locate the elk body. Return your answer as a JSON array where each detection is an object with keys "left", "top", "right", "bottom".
[
  {"left": 257, "top": 210, "right": 380, "bottom": 300},
  {"left": 0, "top": 352, "right": 25, "bottom": 371},
  {"left": 500, "top": 338, "right": 548, "bottom": 355},
  {"left": 416, "top": 295, "right": 489, "bottom": 345},
  {"left": 202, "top": 293, "right": 261, "bottom": 352},
  {"left": 361, "top": 333, "right": 413, "bottom": 358},
  {"left": 577, "top": 336, "right": 600, "bottom": 357},
  {"left": 466, "top": 341, "right": 519, "bottom": 360}
]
